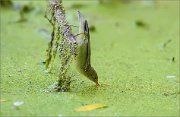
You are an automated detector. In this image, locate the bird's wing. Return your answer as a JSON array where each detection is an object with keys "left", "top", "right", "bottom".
[
  {"left": 85, "top": 20, "right": 91, "bottom": 71},
  {"left": 77, "top": 11, "right": 91, "bottom": 71}
]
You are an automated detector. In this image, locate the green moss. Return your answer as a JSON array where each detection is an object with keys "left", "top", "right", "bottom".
[{"left": 0, "top": 1, "right": 179, "bottom": 116}]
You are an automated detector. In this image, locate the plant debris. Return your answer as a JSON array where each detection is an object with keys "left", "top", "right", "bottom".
[
  {"left": 0, "top": 0, "right": 13, "bottom": 8},
  {"left": 13, "top": 101, "right": 24, "bottom": 107},
  {"left": 135, "top": 20, "right": 149, "bottom": 28},
  {"left": 44, "top": 0, "right": 77, "bottom": 92},
  {"left": 165, "top": 76, "right": 176, "bottom": 79},
  {"left": 162, "top": 39, "right": 171, "bottom": 48},
  {"left": 0, "top": 99, "right": 9, "bottom": 103},
  {"left": 89, "top": 25, "right": 96, "bottom": 32},
  {"left": 171, "top": 57, "right": 175, "bottom": 62}
]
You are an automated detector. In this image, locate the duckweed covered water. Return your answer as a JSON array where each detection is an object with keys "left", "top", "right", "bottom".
[{"left": 1, "top": 0, "right": 179, "bottom": 116}]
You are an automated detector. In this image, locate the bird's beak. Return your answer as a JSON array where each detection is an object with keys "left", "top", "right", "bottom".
[{"left": 95, "top": 81, "right": 100, "bottom": 87}]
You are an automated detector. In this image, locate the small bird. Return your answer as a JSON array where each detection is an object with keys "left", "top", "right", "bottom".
[{"left": 74, "top": 11, "right": 99, "bottom": 86}]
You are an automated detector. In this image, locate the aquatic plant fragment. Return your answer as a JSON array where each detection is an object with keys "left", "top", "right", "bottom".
[{"left": 45, "top": 0, "right": 77, "bottom": 92}]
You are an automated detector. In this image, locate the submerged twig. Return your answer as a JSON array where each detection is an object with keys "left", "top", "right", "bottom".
[
  {"left": 162, "top": 39, "right": 171, "bottom": 48},
  {"left": 45, "top": 0, "right": 77, "bottom": 92}
]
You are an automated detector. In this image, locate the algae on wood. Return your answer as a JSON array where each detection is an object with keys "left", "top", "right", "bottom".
[{"left": 44, "top": 0, "right": 77, "bottom": 92}]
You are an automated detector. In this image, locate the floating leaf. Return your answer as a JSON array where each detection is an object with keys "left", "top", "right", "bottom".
[{"left": 75, "top": 103, "right": 108, "bottom": 112}]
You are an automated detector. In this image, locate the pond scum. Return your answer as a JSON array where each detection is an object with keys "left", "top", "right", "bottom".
[{"left": 44, "top": 0, "right": 77, "bottom": 92}]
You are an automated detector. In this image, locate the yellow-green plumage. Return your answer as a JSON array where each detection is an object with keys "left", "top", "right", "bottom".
[{"left": 75, "top": 11, "right": 99, "bottom": 86}]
